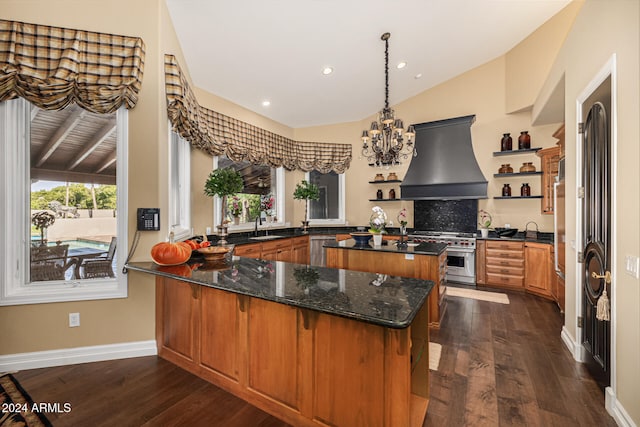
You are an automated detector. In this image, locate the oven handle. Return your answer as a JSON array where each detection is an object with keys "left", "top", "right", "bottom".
[{"left": 447, "top": 248, "right": 476, "bottom": 254}]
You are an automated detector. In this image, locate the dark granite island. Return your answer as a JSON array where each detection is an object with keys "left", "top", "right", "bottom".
[
  {"left": 325, "top": 239, "right": 448, "bottom": 328},
  {"left": 127, "top": 257, "right": 435, "bottom": 427}
]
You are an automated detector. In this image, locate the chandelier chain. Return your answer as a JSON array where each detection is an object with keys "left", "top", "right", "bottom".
[{"left": 384, "top": 34, "right": 389, "bottom": 110}]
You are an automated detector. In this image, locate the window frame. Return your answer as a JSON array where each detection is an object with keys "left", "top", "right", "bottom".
[
  {"left": 212, "top": 156, "right": 285, "bottom": 232},
  {"left": 0, "top": 98, "right": 129, "bottom": 306},
  {"left": 168, "top": 128, "right": 192, "bottom": 241},
  {"left": 305, "top": 170, "right": 346, "bottom": 225}
]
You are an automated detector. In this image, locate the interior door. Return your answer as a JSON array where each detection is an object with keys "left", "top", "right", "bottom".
[{"left": 581, "top": 85, "right": 611, "bottom": 390}]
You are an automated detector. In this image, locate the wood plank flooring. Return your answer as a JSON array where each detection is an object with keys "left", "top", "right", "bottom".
[{"left": 14, "top": 288, "right": 616, "bottom": 427}]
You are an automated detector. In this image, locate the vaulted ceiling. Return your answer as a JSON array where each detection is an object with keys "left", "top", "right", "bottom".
[{"left": 165, "top": 0, "right": 571, "bottom": 128}]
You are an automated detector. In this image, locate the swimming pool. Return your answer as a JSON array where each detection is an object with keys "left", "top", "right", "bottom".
[{"left": 38, "top": 238, "right": 111, "bottom": 251}]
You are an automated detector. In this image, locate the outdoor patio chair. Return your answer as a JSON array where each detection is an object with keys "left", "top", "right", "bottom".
[
  {"left": 80, "top": 237, "right": 117, "bottom": 279},
  {"left": 30, "top": 243, "right": 78, "bottom": 281}
]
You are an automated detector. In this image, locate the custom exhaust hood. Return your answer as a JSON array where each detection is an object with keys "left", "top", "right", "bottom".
[{"left": 400, "top": 115, "right": 487, "bottom": 200}]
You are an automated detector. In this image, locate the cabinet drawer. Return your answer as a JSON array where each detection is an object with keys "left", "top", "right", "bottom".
[
  {"left": 486, "top": 257, "right": 524, "bottom": 268},
  {"left": 486, "top": 248, "right": 524, "bottom": 260},
  {"left": 235, "top": 244, "right": 261, "bottom": 258},
  {"left": 486, "top": 272, "right": 524, "bottom": 288},
  {"left": 486, "top": 241, "right": 523, "bottom": 251},
  {"left": 486, "top": 265, "right": 523, "bottom": 276},
  {"left": 262, "top": 239, "right": 292, "bottom": 251}
]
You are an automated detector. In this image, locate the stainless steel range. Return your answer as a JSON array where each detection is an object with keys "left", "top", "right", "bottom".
[{"left": 409, "top": 231, "right": 476, "bottom": 284}]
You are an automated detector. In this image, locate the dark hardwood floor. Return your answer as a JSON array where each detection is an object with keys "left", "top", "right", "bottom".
[{"left": 14, "top": 289, "right": 615, "bottom": 427}]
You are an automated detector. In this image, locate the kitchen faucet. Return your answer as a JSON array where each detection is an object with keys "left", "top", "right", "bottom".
[{"left": 254, "top": 215, "right": 262, "bottom": 236}]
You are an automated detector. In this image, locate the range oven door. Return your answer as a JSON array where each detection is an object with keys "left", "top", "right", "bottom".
[{"left": 446, "top": 248, "right": 476, "bottom": 284}]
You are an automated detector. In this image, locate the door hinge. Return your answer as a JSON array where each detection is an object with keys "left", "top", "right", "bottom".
[
  {"left": 578, "top": 316, "right": 584, "bottom": 328},
  {"left": 578, "top": 122, "right": 584, "bottom": 134},
  {"left": 578, "top": 251, "right": 584, "bottom": 263},
  {"left": 578, "top": 187, "right": 585, "bottom": 199}
]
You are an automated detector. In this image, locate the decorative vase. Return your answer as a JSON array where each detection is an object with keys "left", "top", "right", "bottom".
[
  {"left": 502, "top": 183, "right": 512, "bottom": 197},
  {"left": 520, "top": 162, "right": 536, "bottom": 172},
  {"left": 501, "top": 133, "right": 512, "bottom": 151},
  {"left": 233, "top": 216, "right": 240, "bottom": 225},
  {"left": 301, "top": 220, "right": 310, "bottom": 233},
  {"left": 521, "top": 183, "right": 531, "bottom": 196},
  {"left": 374, "top": 173, "right": 385, "bottom": 182},
  {"left": 388, "top": 188, "right": 396, "bottom": 199},
  {"left": 372, "top": 233, "right": 383, "bottom": 246},
  {"left": 376, "top": 189, "right": 383, "bottom": 199},
  {"left": 480, "top": 228, "right": 489, "bottom": 238},
  {"left": 518, "top": 131, "right": 531, "bottom": 149},
  {"left": 498, "top": 164, "right": 514, "bottom": 174},
  {"left": 387, "top": 172, "right": 398, "bottom": 181}
]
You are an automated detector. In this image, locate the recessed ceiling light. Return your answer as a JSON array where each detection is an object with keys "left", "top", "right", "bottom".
[
  {"left": 397, "top": 62, "right": 407, "bottom": 69},
  {"left": 414, "top": 73, "right": 423, "bottom": 79},
  {"left": 262, "top": 100, "right": 271, "bottom": 107},
  {"left": 322, "top": 67, "right": 334, "bottom": 75}
]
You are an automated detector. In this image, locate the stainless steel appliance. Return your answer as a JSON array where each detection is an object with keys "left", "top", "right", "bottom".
[{"left": 409, "top": 231, "right": 476, "bottom": 284}]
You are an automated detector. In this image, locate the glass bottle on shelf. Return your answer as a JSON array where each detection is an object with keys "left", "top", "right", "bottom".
[
  {"left": 501, "top": 133, "right": 512, "bottom": 151},
  {"left": 502, "top": 183, "right": 512, "bottom": 197},
  {"left": 389, "top": 188, "right": 396, "bottom": 199},
  {"left": 376, "top": 189, "right": 383, "bottom": 199},
  {"left": 518, "top": 131, "right": 531, "bottom": 149},
  {"left": 521, "top": 183, "right": 531, "bottom": 196}
]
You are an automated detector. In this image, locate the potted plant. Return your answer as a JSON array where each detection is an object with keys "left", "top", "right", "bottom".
[
  {"left": 478, "top": 209, "right": 492, "bottom": 238},
  {"left": 31, "top": 211, "right": 56, "bottom": 246},
  {"left": 369, "top": 206, "right": 387, "bottom": 246},
  {"left": 260, "top": 193, "right": 275, "bottom": 221},
  {"left": 230, "top": 196, "right": 242, "bottom": 225},
  {"left": 293, "top": 179, "right": 320, "bottom": 233},
  {"left": 204, "top": 168, "right": 244, "bottom": 244}
]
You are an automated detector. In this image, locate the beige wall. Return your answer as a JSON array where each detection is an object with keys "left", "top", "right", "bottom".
[
  {"left": 295, "top": 56, "right": 561, "bottom": 232},
  {"left": 534, "top": 0, "right": 640, "bottom": 423},
  {"left": 0, "top": 0, "right": 174, "bottom": 354}
]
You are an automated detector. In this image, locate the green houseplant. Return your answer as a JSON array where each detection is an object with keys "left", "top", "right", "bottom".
[
  {"left": 204, "top": 168, "right": 244, "bottom": 243},
  {"left": 293, "top": 179, "right": 320, "bottom": 233}
]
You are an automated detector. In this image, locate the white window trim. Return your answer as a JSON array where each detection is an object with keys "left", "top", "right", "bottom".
[
  {"left": 168, "top": 128, "right": 191, "bottom": 241},
  {"left": 212, "top": 157, "right": 285, "bottom": 233},
  {"left": 0, "top": 99, "right": 128, "bottom": 306},
  {"left": 306, "top": 171, "right": 346, "bottom": 225}
]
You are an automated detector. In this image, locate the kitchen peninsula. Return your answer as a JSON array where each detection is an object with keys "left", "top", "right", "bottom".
[
  {"left": 325, "top": 239, "right": 448, "bottom": 328},
  {"left": 127, "top": 256, "right": 435, "bottom": 427}
]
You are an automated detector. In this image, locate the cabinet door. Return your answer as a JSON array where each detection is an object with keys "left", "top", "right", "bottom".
[
  {"left": 476, "top": 240, "right": 486, "bottom": 285},
  {"left": 157, "top": 278, "right": 200, "bottom": 365},
  {"left": 524, "top": 242, "right": 551, "bottom": 297},
  {"left": 291, "top": 236, "right": 310, "bottom": 264}
]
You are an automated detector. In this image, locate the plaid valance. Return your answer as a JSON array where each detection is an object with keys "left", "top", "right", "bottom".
[
  {"left": 164, "top": 54, "right": 351, "bottom": 173},
  {"left": 0, "top": 19, "right": 145, "bottom": 113}
]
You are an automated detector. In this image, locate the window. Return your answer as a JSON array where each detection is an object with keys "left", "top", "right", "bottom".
[
  {"left": 214, "top": 156, "right": 284, "bottom": 230},
  {"left": 0, "top": 98, "right": 128, "bottom": 305},
  {"left": 169, "top": 130, "right": 191, "bottom": 240},
  {"left": 307, "top": 170, "right": 345, "bottom": 224}
]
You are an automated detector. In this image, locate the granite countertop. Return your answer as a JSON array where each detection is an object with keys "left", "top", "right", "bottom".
[
  {"left": 477, "top": 231, "right": 554, "bottom": 244},
  {"left": 324, "top": 239, "right": 448, "bottom": 256},
  {"left": 126, "top": 258, "right": 434, "bottom": 329}
]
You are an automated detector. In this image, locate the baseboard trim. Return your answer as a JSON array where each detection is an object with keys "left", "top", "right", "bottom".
[
  {"left": 605, "top": 386, "right": 637, "bottom": 427},
  {"left": 560, "top": 326, "right": 584, "bottom": 362},
  {"left": 0, "top": 340, "right": 157, "bottom": 372}
]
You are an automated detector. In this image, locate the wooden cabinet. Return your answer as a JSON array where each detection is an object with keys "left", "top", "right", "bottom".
[
  {"left": 524, "top": 242, "right": 552, "bottom": 297},
  {"left": 235, "top": 236, "right": 310, "bottom": 264},
  {"left": 476, "top": 239, "right": 486, "bottom": 285},
  {"left": 537, "top": 145, "right": 561, "bottom": 214},
  {"left": 485, "top": 240, "right": 524, "bottom": 289},
  {"left": 156, "top": 276, "right": 429, "bottom": 427}
]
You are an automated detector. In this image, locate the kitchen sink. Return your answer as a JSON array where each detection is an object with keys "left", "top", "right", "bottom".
[{"left": 249, "top": 235, "right": 284, "bottom": 241}]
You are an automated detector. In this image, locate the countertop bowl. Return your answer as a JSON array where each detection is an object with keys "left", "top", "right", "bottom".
[
  {"left": 350, "top": 232, "right": 372, "bottom": 246},
  {"left": 494, "top": 227, "right": 518, "bottom": 238},
  {"left": 197, "top": 245, "right": 233, "bottom": 262}
]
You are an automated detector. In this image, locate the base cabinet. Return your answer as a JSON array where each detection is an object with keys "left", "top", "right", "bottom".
[
  {"left": 524, "top": 242, "right": 552, "bottom": 297},
  {"left": 235, "top": 236, "right": 310, "bottom": 264},
  {"left": 156, "top": 277, "right": 430, "bottom": 427},
  {"left": 485, "top": 240, "right": 524, "bottom": 289}
]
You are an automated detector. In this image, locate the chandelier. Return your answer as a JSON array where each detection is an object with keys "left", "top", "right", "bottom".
[{"left": 360, "top": 32, "right": 416, "bottom": 167}]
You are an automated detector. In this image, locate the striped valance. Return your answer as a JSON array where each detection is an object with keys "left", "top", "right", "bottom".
[
  {"left": 164, "top": 54, "right": 351, "bottom": 174},
  {"left": 0, "top": 19, "right": 145, "bottom": 113}
]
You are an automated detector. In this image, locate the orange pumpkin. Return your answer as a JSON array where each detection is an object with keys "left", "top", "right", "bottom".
[{"left": 151, "top": 235, "right": 192, "bottom": 266}]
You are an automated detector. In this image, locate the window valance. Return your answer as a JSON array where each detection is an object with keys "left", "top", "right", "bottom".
[
  {"left": 0, "top": 19, "right": 145, "bottom": 113},
  {"left": 164, "top": 54, "right": 351, "bottom": 174}
]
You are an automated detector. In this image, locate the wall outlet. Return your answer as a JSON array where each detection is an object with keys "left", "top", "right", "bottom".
[
  {"left": 205, "top": 227, "right": 211, "bottom": 235},
  {"left": 69, "top": 312, "right": 80, "bottom": 328}
]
